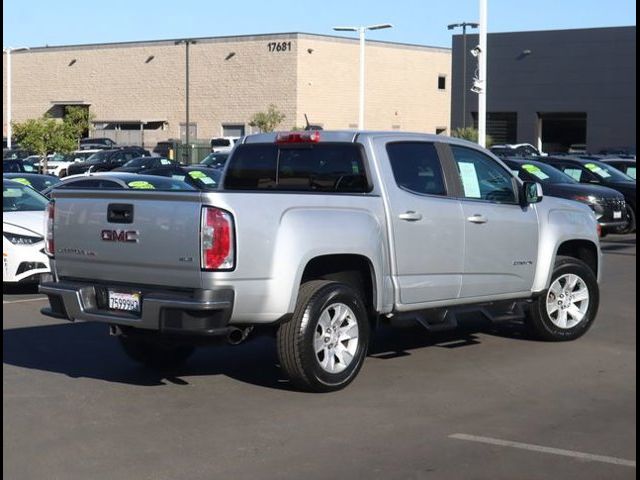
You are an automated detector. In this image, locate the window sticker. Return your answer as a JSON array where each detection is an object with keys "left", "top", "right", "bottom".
[
  {"left": 585, "top": 163, "right": 611, "bottom": 178},
  {"left": 522, "top": 164, "right": 549, "bottom": 180},
  {"left": 127, "top": 181, "right": 155, "bottom": 189},
  {"left": 626, "top": 167, "right": 636, "bottom": 179},
  {"left": 161, "top": 159, "right": 171, "bottom": 165},
  {"left": 11, "top": 178, "right": 32, "bottom": 187},
  {"left": 188, "top": 170, "right": 215, "bottom": 185},
  {"left": 563, "top": 168, "right": 583, "bottom": 181},
  {"left": 511, "top": 170, "right": 521, "bottom": 177},
  {"left": 458, "top": 162, "right": 481, "bottom": 198}
]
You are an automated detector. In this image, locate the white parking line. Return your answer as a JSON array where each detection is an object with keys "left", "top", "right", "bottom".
[
  {"left": 3, "top": 297, "right": 47, "bottom": 305},
  {"left": 449, "top": 433, "right": 636, "bottom": 468}
]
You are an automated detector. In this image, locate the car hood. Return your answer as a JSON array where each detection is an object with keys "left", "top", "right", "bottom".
[
  {"left": 542, "top": 182, "right": 623, "bottom": 200},
  {"left": 3, "top": 210, "right": 46, "bottom": 237}
]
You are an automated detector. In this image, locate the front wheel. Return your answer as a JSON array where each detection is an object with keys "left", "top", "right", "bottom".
[
  {"left": 118, "top": 335, "right": 195, "bottom": 369},
  {"left": 277, "top": 281, "right": 370, "bottom": 392},
  {"left": 526, "top": 256, "right": 599, "bottom": 341},
  {"left": 616, "top": 205, "right": 636, "bottom": 234}
]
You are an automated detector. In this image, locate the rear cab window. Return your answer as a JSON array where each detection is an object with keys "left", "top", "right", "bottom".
[{"left": 224, "top": 143, "right": 370, "bottom": 193}]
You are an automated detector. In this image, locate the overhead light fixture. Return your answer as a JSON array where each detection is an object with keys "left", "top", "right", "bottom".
[
  {"left": 68, "top": 59, "right": 76, "bottom": 66},
  {"left": 225, "top": 52, "right": 236, "bottom": 60},
  {"left": 307, "top": 48, "right": 314, "bottom": 54},
  {"left": 145, "top": 55, "right": 155, "bottom": 63},
  {"left": 470, "top": 45, "right": 482, "bottom": 57}
]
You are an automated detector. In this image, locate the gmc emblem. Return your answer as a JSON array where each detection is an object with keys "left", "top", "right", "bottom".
[{"left": 101, "top": 230, "right": 139, "bottom": 243}]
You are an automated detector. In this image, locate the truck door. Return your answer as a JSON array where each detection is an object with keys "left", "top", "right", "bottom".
[
  {"left": 376, "top": 140, "right": 465, "bottom": 305},
  {"left": 448, "top": 145, "right": 539, "bottom": 298}
]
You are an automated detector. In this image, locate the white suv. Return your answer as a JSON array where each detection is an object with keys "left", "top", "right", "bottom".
[{"left": 210, "top": 137, "right": 240, "bottom": 153}]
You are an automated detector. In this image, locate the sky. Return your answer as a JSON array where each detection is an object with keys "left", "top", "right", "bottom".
[{"left": 3, "top": 0, "right": 636, "bottom": 49}]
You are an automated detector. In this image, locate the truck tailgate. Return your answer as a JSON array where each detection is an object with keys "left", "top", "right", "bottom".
[{"left": 52, "top": 190, "right": 204, "bottom": 289}]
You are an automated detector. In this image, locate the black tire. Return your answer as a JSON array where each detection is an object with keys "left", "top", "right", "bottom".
[
  {"left": 526, "top": 256, "right": 599, "bottom": 341},
  {"left": 616, "top": 205, "right": 636, "bottom": 234},
  {"left": 118, "top": 335, "right": 195, "bottom": 369},
  {"left": 277, "top": 280, "right": 370, "bottom": 392}
]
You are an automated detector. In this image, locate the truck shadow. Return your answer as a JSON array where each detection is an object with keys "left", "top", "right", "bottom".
[{"left": 3, "top": 317, "right": 532, "bottom": 391}]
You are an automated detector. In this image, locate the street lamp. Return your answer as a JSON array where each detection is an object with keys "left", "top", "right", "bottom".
[
  {"left": 333, "top": 23, "right": 393, "bottom": 129},
  {"left": 175, "top": 39, "right": 196, "bottom": 162},
  {"left": 447, "top": 22, "right": 478, "bottom": 129},
  {"left": 3, "top": 46, "right": 30, "bottom": 149}
]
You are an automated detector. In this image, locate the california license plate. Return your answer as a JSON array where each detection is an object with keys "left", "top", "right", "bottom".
[
  {"left": 613, "top": 211, "right": 622, "bottom": 219},
  {"left": 108, "top": 291, "right": 141, "bottom": 313}
]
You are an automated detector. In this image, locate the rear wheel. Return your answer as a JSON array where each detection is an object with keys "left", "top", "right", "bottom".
[
  {"left": 277, "top": 281, "right": 370, "bottom": 392},
  {"left": 526, "top": 256, "right": 599, "bottom": 341},
  {"left": 118, "top": 335, "right": 195, "bottom": 369}
]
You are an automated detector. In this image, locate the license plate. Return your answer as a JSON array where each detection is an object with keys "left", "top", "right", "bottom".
[
  {"left": 108, "top": 291, "right": 141, "bottom": 313},
  {"left": 613, "top": 211, "right": 622, "bottom": 219}
]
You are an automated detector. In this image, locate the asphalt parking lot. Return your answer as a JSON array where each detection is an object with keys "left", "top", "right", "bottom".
[{"left": 3, "top": 235, "right": 636, "bottom": 480}]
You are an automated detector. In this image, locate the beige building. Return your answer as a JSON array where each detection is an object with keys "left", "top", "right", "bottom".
[{"left": 3, "top": 33, "right": 451, "bottom": 148}]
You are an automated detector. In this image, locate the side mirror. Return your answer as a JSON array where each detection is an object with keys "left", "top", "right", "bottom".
[{"left": 521, "top": 181, "right": 543, "bottom": 206}]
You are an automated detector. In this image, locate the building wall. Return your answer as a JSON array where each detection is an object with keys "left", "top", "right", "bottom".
[
  {"left": 451, "top": 26, "right": 636, "bottom": 152},
  {"left": 296, "top": 35, "right": 451, "bottom": 132},
  {"left": 3, "top": 33, "right": 451, "bottom": 148}
]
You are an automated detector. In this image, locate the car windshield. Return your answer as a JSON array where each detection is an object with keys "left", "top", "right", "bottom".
[
  {"left": 84, "top": 151, "right": 109, "bottom": 164},
  {"left": 201, "top": 153, "right": 228, "bottom": 167},
  {"left": 584, "top": 161, "right": 634, "bottom": 181},
  {"left": 3, "top": 181, "right": 48, "bottom": 211},
  {"left": 4, "top": 175, "right": 61, "bottom": 192},
  {"left": 123, "top": 158, "right": 152, "bottom": 168},
  {"left": 510, "top": 162, "right": 577, "bottom": 184},
  {"left": 183, "top": 168, "right": 221, "bottom": 190}
]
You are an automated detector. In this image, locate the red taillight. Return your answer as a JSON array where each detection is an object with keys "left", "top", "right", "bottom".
[
  {"left": 596, "top": 223, "right": 602, "bottom": 238},
  {"left": 201, "top": 206, "right": 234, "bottom": 270},
  {"left": 45, "top": 201, "right": 55, "bottom": 256},
  {"left": 275, "top": 131, "right": 320, "bottom": 144}
]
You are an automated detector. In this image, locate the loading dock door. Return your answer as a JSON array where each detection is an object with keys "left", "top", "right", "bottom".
[{"left": 539, "top": 112, "right": 587, "bottom": 153}]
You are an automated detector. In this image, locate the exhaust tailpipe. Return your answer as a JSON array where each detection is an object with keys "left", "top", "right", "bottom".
[{"left": 226, "top": 327, "right": 252, "bottom": 345}]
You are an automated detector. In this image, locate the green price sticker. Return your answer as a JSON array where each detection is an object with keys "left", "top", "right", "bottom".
[
  {"left": 127, "top": 181, "right": 156, "bottom": 190},
  {"left": 522, "top": 164, "right": 549, "bottom": 180},
  {"left": 11, "top": 178, "right": 33, "bottom": 187}
]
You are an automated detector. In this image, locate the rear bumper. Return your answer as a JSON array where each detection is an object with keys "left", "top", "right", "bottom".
[{"left": 39, "top": 278, "right": 235, "bottom": 336}]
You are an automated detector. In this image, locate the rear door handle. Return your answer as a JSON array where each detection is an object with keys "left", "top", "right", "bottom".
[
  {"left": 467, "top": 214, "right": 488, "bottom": 224},
  {"left": 399, "top": 211, "right": 423, "bottom": 222}
]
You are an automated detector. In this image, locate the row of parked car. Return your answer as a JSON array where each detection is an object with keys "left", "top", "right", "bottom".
[{"left": 2, "top": 137, "right": 635, "bottom": 286}]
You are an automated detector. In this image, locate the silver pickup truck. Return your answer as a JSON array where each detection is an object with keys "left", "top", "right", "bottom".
[{"left": 40, "top": 131, "right": 602, "bottom": 392}]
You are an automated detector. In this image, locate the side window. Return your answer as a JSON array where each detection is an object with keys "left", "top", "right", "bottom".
[
  {"left": 451, "top": 146, "right": 517, "bottom": 203},
  {"left": 59, "top": 179, "right": 103, "bottom": 189},
  {"left": 386, "top": 142, "right": 447, "bottom": 196},
  {"left": 558, "top": 165, "right": 592, "bottom": 182}
]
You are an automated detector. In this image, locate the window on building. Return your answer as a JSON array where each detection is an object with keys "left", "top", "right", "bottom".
[
  {"left": 438, "top": 75, "right": 447, "bottom": 90},
  {"left": 222, "top": 124, "right": 245, "bottom": 137},
  {"left": 180, "top": 123, "right": 198, "bottom": 142},
  {"left": 471, "top": 112, "right": 518, "bottom": 145}
]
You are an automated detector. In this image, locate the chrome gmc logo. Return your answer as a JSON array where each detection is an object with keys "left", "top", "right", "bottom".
[{"left": 101, "top": 230, "right": 139, "bottom": 243}]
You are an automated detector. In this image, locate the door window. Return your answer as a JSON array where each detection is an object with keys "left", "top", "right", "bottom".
[
  {"left": 386, "top": 142, "right": 447, "bottom": 196},
  {"left": 451, "top": 146, "right": 516, "bottom": 203}
]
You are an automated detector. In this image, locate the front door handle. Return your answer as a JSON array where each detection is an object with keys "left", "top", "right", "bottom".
[
  {"left": 399, "top": 211, "right": 423, "bottom": 222},
  {"left": 467, "top": 214, "right": 488, "bottom": 224}
]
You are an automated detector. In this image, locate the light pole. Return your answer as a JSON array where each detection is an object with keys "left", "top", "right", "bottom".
[
  {"left": 478, "top": 0, "right": 488, "bottom": 147},
  {"left": 333, "top": 24, "right": 393, "bottom": 129},
  {"left": 175, "top": 39, "right": 196, "bottom": 162},
  {"left": 447, "top": 22, "right": 478, "bottom": 129},
  {"left": 3, "top": 46, "right": 30, "bottom": 149}
]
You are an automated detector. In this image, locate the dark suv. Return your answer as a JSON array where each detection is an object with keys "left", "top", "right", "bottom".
[
  {"left": 538, "top": 156, "right": 637, "bottom": 233},
  {"left": 79, "top": 137, "right": 117, "bottom": 148},
  {"left": 67, "top": 147, "right": 151, "bottom": 175}
]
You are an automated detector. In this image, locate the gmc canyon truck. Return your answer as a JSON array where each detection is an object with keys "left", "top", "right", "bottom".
[{"left": 40, "top": 131, "right": 602, "bottom": 392}]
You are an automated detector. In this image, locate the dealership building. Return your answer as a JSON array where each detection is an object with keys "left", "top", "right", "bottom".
[
  {"left": 451, "top": 26, "right": 636, "bottom": 153},
  {"left": 2, "top": 32, "right": 452, "bottom": 148}
]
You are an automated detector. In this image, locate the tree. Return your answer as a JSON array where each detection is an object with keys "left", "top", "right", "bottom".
[
  {"left": 64, "top": 106, "right": 94, "bottom": 147},
  {"left": 451, "top": 127, "right": 494, "bottom": 147},
  {"left": 12, "top": 116, "right": 77, "bottom": 172},
  {"left": 249, "top": 104, "right": 286, "bottom": 133}
]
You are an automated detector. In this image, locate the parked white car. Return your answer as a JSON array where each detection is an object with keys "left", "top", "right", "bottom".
[
  {"left": 3, "top": 179, "right": 50, "bottom": 283},
  {"left": 210, "top": 137, "right": 240, "bottom": 153},
  {"left": 37, "top": 150, "right": 103, "bottom": 177}
]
